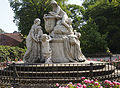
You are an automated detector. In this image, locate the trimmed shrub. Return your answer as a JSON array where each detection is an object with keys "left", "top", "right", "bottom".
[{"left": 0, "top": 45, "right": 25, "bottom": 62}]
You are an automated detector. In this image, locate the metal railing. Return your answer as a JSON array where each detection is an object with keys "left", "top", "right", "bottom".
[{"left": 0, "top": 61, "right": 120, "bottom": 88}]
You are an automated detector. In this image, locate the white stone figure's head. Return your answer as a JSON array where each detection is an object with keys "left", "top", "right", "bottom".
[
  {"left": 74, "top": 30, "right": 77, "bottom": 33},
  {"left": 37, "top": 26, "right": 42, "bottom": 32},
  {"left": 34, "top": 18, "right": 41, "bottom": 25},
  {"left": 76, "top": 32, "right": 81, "bottom": 38},
  {"left": 51, "top": 0, "right": 58, "bottom": 7},
  {"left": 67, "top": 18, "right": 72, "bottom": 25},
  {"left": 41, "top": 34, "right": 49, "bottom": 42}
]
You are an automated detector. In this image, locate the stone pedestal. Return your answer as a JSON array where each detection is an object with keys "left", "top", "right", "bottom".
[{"left": 50, "top": 38, "right": 69, "bottom": 63}]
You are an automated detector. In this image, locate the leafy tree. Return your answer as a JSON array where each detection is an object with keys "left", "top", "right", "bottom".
[
  {"left": 67, "top": 4, "right": 85, "bottom": 32},
  {"left": 83, "top": 0, "right": 120, "bottom": 53},
  {"left": 9, "top": 0, "right": 68, "bottom": 36},
  {"left": 82, "top": 0, "right": 99, "bottom": 9},
  {"left": 67, "top": 4, "right": 108, "bottom": 54},
  {"left": 80, "top": 18, "right": 108, "bottom": 54},
  {"left": 0, "top": 28, "right": 6, "bottom": 33},
  {"left": 82, "top": 0, "right": 115, "bottom": 9}
]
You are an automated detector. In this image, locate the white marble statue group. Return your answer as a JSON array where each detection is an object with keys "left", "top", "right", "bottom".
[{"left": 23, "top": 0, "right": 86, "bottom": 63}]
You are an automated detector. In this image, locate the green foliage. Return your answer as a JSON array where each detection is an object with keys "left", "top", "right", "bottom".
[
  {"left": 0, "top": 28, "right": 6, "bottom": 33},
  {"left": 67, "top": 4, "right": 108, "bottom": 54},
  {"left": 67, "top": 4, "right": 85, "bottom": 31},
  {"left": 0, "top": 45, "right": 25, "bottom": 62},
  {"left": 82, "top": 0, "right": 100, "bottom": 9},
  {"left": 80, "top": 18, "right": 108, "bottom": 54},
  {"left": 83, "top": 0, "right": 120, "bottom": 53},
  {"left": 9, "top": 0, "right": 68, "bottom": 36}
]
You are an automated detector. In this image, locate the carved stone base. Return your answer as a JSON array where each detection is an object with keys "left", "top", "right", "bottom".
[
  {"left": 50, "top": 38, "right": 86, "bottom": 63},
  {"left": 50, "top": 38, "right": 69, "bottom": 63}
]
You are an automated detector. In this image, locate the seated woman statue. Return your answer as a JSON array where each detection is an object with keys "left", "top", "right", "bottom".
[
  {"left": 63, "top": 30, "right": 86, "bottom": 62},
  {"left": 49, "top": 0, "right": 74, "bottom": 36},
  {"left": 47, "top": 0, "right": 86, "bottom": 62}
]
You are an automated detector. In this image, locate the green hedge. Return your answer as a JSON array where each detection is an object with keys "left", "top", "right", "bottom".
[{"left": 0, "top": 45, "right": 25, "bottom": 62}]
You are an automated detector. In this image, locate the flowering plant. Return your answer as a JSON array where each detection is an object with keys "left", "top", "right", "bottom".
[{"left": 54, "top": 77, "right": 120, "bottom": 88}]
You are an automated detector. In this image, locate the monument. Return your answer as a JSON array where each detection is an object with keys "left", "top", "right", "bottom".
[
  {"left": 0, "top": 1, "right": 117, "bottom": 86},
  {"left": 23, "top": 0, "right": 86, "bottom": 63}
]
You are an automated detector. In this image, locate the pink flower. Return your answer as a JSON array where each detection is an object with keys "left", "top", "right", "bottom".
[
  {"left": 56, "top": 83, "right": 59, "bottom": 87},
  {"left": 77, "top": 83, "right": 82, "bottom": 86},
  {"left": 100, "top": 59, "right": 103, "bottom": 61},
  {"left": 104, "top": 80, "right": 113, "bottom": 85},
  {"left": 95, "top": 79, "right": 98, "bottom": 81},
  {"left": 113, "top": 81, "right": 120, "bottom": 85},
  {"left": 91, "top": 80, "right": 94, "bottom": 84},
  {"left": 68, "top": 82, "right": 73, "bottom": 84},
  {"left": 104, "top": 80, "right": 109, "bottom": 83},
  {"left": 116, "top": 82, "right": 120, "bottom": 85},
  {"left": 109, "top": 82, "right": 113, "bottom": 85},
  {"left": 76, "top": 86, "right": 80, "bottom": 88},
  {"left": 84, "top": 79, "right": 91, "bottom": 84},
  {"left": 83, "top": 84, "right": 86, "bottom": 88},
  {"left": 113, "top": 81, "right": 117, "bottom": 85},
  {"left": 77, "top": 83, "right": 83, "bottom": 87},
  {"left": 94, "top": 82, "right": 99, "bottom": 86},
  {"left": 115, "top": 58, "right": 118, "bottom": 61},
  {"left": 81, "top": 77, "right": 86, "bottom": 80}
]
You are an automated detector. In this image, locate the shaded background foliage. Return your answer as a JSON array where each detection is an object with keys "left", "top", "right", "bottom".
[
  {"left": 80, "top": 18, "right": 108, "bottom": 54},
  {"left": 67, "top": 4, "right": 85, "bottom": 31},
  {"left": 66, "top": 3, "right": 108, "bottom": 54},
  {"left": 83, "top": 0, "right": 120, "bottom": 53}
]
